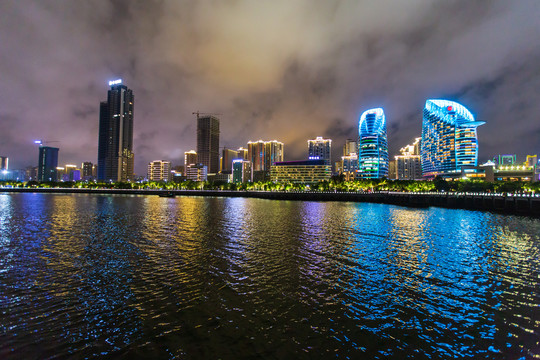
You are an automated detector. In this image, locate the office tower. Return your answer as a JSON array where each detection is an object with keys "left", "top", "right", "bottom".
[
  {"left": 308, "top": 137, "right": 332, "bottom": 165},
  {"left": 37, "top": 146, "right": 59, "bottom": 182},
  {"left": 97, "top": 79, "right": 134, "bottom": 182},
  {"left": 357, "top": 108, "right": 389, "bottom": 179},
  {"left": 237, "top": 147, "right": 248, "bottom": 160},
  {"left": 196, "top": 115, "right": 220, "bottom": 174},
  {"left": 421, "top": 100, "right": 485, "bottom": 178},
  {"left": 232, "top": 159, "right": 252, "bottom": 183},
  {"left": 343, "top": 139, "right": 357, "bottom": 156},
  {"left": 147, "top": 160, "right": 171, "bottom": 181},
  {"left": 395, "top": 137, "right": 422, "bottom": 180},
  {"left": 0, "top": 156, "right": 8, "bottom": 171},
  {"left": 221, "top": 148, "right": 239, "bottom": 173},
  {"left": 247, "top": 140, "right": 284, "bottom": 181},
  {"left": 82, "top": 162, "right": 93, "bottom": 180}
]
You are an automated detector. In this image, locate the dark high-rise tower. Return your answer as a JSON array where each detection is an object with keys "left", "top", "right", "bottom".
[
  {"left": 97, "top": 79, "right": 134, "bottom": 182},
  {"left": 196, "top": 115, "right": 220, "bottom": 174},
  {"left": 37, "top": 146, "right": 59, "bottom": 182}
]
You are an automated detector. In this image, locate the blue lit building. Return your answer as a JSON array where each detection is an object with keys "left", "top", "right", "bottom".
[
  {"left": 357, "top": 108, "right": 389, "bottom": 179},
  {"left": 421, "top": 100, "right": 485, "bottom": 178}
]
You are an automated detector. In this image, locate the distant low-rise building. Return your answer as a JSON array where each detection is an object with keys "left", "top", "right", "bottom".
[
  {"left": 186, "top": 164, "right": 207, "bottom": 181},
  {"left": 270, "top": 159, "right": 331, "bottom": 184},
  {"left": 0, "top": 156, "right": 8, "bottom": 171}
]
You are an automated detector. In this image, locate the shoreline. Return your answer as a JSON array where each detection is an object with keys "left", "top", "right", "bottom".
[{"left": 1, "top": 187, "right": 539, "bottom": 217}]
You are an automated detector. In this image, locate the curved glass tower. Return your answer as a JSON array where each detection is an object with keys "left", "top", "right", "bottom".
[
  {"left": 358, "top": 108, "right": 389, "bottom": 179},
  {"left": 421, "top": 100, "right": 485, "bottom": 177}
]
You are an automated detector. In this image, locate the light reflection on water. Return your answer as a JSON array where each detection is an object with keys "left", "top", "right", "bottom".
[{"left": 0, "top": 193, "right": 539, "bottom": 359}]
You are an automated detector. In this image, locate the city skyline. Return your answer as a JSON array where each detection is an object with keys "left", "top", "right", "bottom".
[{"left": 1, "top": 1, "right": 539, "bottom": 174}]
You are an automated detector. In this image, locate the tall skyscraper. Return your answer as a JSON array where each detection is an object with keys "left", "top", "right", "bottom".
[
  {"left": 97, "top": 79, "right": 134, "bottom": 182},
  {"left": 196, "top": 115, "right": 220, "bottom": 174},
  {"left": 357, "top": 108, "right": 389, "bottom": 179},
  {"left": 247, "top": 140, "right": 284, "bottom": 181},
  {"left": 421, "top": 100, "right": 485, "bottom": 178},
  {"left": 37, "top": 146, "right": 59, "bottom": 182},
  {"left": 247, "top": 140, "right": 284, "bottom": 171},
  {"left": 308, "top": 137, "right": 332, "bottom": 165},
  {"left": 147, "top": 160, "right": 171, "bottom": 181}
]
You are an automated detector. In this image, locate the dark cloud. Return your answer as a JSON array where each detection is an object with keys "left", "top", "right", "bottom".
[{"left": 0, "top": 0, "right": 539, "bottom": 172}]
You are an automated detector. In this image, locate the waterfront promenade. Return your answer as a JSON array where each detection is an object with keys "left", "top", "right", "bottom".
[{"left": 2, "top": 187, "right": 539, "bottom": 217}]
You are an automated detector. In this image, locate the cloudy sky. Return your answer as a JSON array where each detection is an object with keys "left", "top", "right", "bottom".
[{"left": 1, "top": 0, "right": 539, "bottom": 174}]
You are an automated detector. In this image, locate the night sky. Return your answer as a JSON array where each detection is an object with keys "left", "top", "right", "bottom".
[{"left": 1, "top": 0, "right": 539, "bottom": 175}]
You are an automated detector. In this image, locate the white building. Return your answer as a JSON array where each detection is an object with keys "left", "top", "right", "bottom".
[{"left": 148, "top": 160, "right": 171, "bottom": 182}]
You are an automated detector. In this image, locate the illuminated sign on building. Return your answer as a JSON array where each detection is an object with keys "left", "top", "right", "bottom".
[{"left": 108, "top": 79, "right": 122, "bottom": 86}]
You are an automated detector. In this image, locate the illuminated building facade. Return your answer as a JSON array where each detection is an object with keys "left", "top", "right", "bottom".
[
  {"left": 308, "top": 137, "right": 332, "bottom": 165},
  {"left": 221, "top": 148, "right": 238, "bottom": 173},
  {"left": 184, "top": 150, "right": 197, "bottom": 176},
  {"left": 98, "top": 79, "right": 134, "bottom": 182},
  {"left": 357, "top": 108, "right": 389, "bottom": 179},
  {"left": 270, "top": 159, "right": 331, "bottom": 184},
  {"left": 421, "top": 100, "right": 485, "bottom": 178},
  {"left": 341, "top": 153, "right": 358, "bottom": 181},
  {"left": 526, "top": 155, "right": 537, "bottom": 167},
  {"left": 493, "top": 154, "right": 516, "bottom": 166},
  {"left": 38, "top": 146, "right": 59, "bottom": 182},
  {"left": 248, "top": 140, "right": 284, "bottom": 181},
  {"left": 147, "top": 160, "right": 171, "bottom": 182},
  {"left": 232, "top": 159, "right": 252, "bottom": 183},
  {"left": 186, "top": 164, "right": 207, "bottom": 181},
  {"left": 395, "top": 137, "right": 422, "bottom": 180},
  {"left": 197, "top": 115, "right": 220, "bottom": 174},
  {"left": 237, "top": 147, "right": 248, "bottom": 160},
  {"left": 343, "top": 139, "right": 357, "bottom": 156}
]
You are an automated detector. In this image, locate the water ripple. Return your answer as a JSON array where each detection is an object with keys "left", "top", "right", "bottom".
[{"left": 0, "top": 194, "right": 539, "bottom": 359}]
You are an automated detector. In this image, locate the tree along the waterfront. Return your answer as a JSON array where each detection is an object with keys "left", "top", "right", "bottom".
[{"left": 2, "top": 179, "right": 540, "bottom": 194}]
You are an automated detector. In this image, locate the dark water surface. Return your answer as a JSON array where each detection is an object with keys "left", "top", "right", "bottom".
[{"left": 1, "top": 193, "right": 539, "bottom": 359}]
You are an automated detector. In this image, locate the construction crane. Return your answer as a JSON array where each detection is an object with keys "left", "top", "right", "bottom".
[
  {"left": 34, "top": 140, "right": 59, "bottom": 147},
  {"left": 192, "top": 111, "right": 222, "bottom": 119}
]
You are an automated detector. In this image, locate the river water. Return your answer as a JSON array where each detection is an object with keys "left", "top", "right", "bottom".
[{"left": 0, "top": 193, "right": 539, "bottom": 359}]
